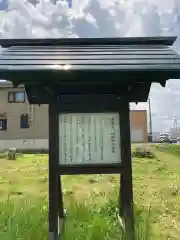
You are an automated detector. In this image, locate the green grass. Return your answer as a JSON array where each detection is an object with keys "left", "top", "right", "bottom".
[
  {"left": 155, "top": 143, "right": 180, "bottom": 157},
  {"left": 0, "top": 148, "right": 180, "bottom": 239}
]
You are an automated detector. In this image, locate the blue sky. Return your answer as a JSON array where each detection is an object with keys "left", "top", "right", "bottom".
[{"left": 0, "top": 0, "right": 180, "bottom": 132}]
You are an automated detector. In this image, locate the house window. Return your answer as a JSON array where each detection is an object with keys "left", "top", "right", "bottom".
[
  {"left": 8, "top": 91, "right": 25, "bottom": 103},
  {"left": 0, "top": 119, "right": 7, "bottom": 130},
  {"left": 20, "top": 114, "right": 29, "bottom": 129}
]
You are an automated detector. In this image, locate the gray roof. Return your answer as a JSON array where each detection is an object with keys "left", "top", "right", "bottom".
[{"left": 0, "top": 36, "right": 179, "bottom": 84}]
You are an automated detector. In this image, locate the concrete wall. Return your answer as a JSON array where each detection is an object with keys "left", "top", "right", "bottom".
[{"left": 0, "top": 139, "right": 48, "bottom": 150}]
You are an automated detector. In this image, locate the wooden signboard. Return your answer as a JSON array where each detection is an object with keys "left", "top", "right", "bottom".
[{"left": 0, "top": 36, "right": 179, "bottom": 240}]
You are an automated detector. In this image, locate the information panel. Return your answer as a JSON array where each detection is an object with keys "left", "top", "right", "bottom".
[{"left": 59, "top": 113, "right": 121, "bottom": 165}]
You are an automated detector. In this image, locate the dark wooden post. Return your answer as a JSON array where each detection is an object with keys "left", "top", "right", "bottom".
[
  {"left": 48, "top": 102, "right": 64, "bottom": 240},
  {"left": 58, "top": 175, "right": 65, "bottom": 218},
  {"left": 119, "top": 94, "right": 135, "bottom": 240}
]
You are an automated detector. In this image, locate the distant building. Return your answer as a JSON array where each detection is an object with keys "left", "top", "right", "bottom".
[
  {"left": 0, "top": 82, "right": 148, "bottom": 149},
  {"left": 130, "top": 110, "right": 148, "bottom": 143},
  {"left": 170, "top": 128, "right": 180, "bottom": 139}
]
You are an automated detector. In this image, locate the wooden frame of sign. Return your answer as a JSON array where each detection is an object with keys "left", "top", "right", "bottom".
[
  {"left": 1, "top": 36, "right": 180, "bottom": 240},
  {"left": 48, "top": 93, "right": 134, "bottom": 240},
  {"left": 4, "top": 36, "right": 178, "bottom": 240}
]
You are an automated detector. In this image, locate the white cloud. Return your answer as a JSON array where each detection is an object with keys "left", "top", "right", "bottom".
[{"left": 0, "top": 0, "right": 180, "bottom": 132}]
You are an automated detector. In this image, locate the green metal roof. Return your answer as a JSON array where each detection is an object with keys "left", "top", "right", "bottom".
[
  {"left": 0, "top": 36, "right": 179, "bottom": 103},
  {"left": 0, "top": 36, "right": 176, "bottom": 47},
  {"left": 0, "top": 36, "right": 179, "bottom": 84}
]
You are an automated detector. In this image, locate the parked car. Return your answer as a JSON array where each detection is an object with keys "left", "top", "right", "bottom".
[
  {"left": 170, "top": 139, "right": 177, "bottom": 144},
  {"left": 160, "top": 133, "right": 177, "bottom": 144}
]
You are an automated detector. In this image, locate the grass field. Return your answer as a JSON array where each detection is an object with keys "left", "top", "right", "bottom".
[{"left": 0, "top": 146, "right": 180, "bottom": 239}]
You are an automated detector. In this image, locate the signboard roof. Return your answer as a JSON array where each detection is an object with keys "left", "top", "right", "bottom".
[
  {"left": 0, "top": 36, "right": 179, "bottom": 103},
  {"left": 0, "top": 37, "right": 179, "bottom": 81},
  {"left": 0, "top": 36, "right": 177, "bottom": 47}
]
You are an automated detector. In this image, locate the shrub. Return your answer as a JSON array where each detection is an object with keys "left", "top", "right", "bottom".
[{"left": 132, "top": 147, "right": 156, "bottom": 159}]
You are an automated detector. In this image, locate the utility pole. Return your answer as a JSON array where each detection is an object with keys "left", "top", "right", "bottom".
[
  {"left": 173, "top": 116, "right": 178, "bottom": 130},
  {"left": 148, "top": 97, "right": 152, "bottom": 142}
]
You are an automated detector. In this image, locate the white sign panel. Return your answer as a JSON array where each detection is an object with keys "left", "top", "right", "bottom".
[{"left": 59, "top": 113, "right": 121, "bottom": 165}]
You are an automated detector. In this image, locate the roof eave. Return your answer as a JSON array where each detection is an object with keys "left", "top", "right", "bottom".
[{"left": 0, "top": 36, "right": 177, "bottom": 48}]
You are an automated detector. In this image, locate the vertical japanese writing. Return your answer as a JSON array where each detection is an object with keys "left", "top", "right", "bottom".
[
  {"left": 63, "top": 116, "right": 68, "bottom": 164},
  {"left": 100, "top": 117, "right": 104, "bottom": 160},
  {"left": 88, "top": 115, "right": 92, "bottom": 161},
  {"left": 94, "top": 116, "right": 97, "bottom": 152},
  {"left": 76, "top": 115, "right": 80, "bottom": 159},
  {"left": 59, "top": 113, "right": 120, "bottom": 165},
  {"left": 82, "top": 115, "right": 85, "bottom": 160},
  {"left": 69, "top": 115, "right": 73, "bottom": 162},
  {"left": 111, "top": 117, "right": 116, "bottom": 153}
]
